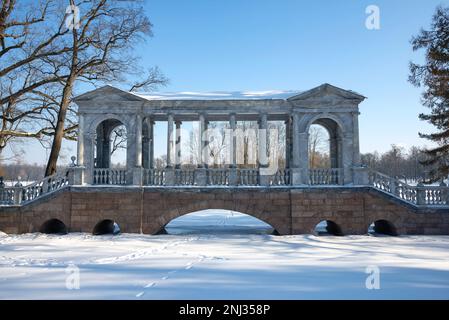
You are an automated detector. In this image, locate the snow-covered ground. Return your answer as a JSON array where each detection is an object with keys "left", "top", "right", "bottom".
[{"left": 0, "top": 210, "right": 449, "bottom": 300}]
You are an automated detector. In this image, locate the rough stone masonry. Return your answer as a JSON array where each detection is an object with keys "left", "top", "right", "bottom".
[{"left": 1, "top": 186, "right": 448, "bottom": 235}]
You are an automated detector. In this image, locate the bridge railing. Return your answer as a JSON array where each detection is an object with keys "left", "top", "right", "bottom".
[
  {"left": 270, "top": 169, "right": 291, "bottom": 186},
  {"left": 93, "top": 168, "right": 126, "bottom": 185},
  {"left": 145, "top": 169, "right": 165, "bottom": 186},
  {"left": 238, "top": 169, "right": 259, "bottom": 186},
  {"left": 368, "top": 169, "right": 449, "bottom": 206},
  {"left": 0, "top": 187, "right": 15, "bottom": 205},
  {"left": 175, "top": 169, "right": 195, "bottom": 185},
  {"left": 207, "top": 169, "right": 229, "bottom": 186},
  {"left": 0, "top": 170, "right": 70, "bottom": 206},
  {"left": 309, "top": 168, "right": 342, "bottom": 185}
]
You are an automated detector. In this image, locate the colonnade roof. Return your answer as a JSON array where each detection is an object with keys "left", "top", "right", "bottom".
[{"left": 74, "top": 83, "right": 366, "bottom": 105}]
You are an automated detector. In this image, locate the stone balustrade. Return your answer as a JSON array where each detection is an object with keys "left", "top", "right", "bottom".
[
  {"left": 368, "top": 169, "right": 449, "bottom": 206},
  {"left": 145, "top": 169, "right": 165, "bottom": 186},
  {"left": 0, "top": 170, "right": 70, "bottom": 205},
  {"left": 270, "top": 169, "right": 291, "bottom": 186},
  {"left": 93, "top": 168, "right": 127, "bottom": 185},
  {"left": 238, "top": 169, "right": 259, "bottom": 186},
  {"left": 0, "top": 188, "right": 15, "bottom": 205},
  {"left": 2, "top": 167, "right": 449, "bottom": 208},
  {"left": 309, "top": 168, "right": 343, "bottom": 185},
  {"left": 174, "top": 169, "right": 195, "bottom": 186}
]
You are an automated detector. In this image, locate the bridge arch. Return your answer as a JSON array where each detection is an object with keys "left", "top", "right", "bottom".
[
  {"left": 39, "top": 218, "right": 68, "bottom": 234},
  {"left": 163, "top": 209, "right": 277, "bottom": 235},
  {"left": 313, "top": 219, "right": 344, "bottom": 236},
  {"left": 92, "top": 219, "right": 121, "bottom": 235},
  {"left": 146, "top": 195, "right": 290, "bottom": 235},
  {"left": 368, "top": 219, "right": 398, "bottom": 236}
]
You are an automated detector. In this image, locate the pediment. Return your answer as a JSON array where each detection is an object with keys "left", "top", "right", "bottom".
[
  {"left": 73, "top": 85, "right": 146, "bottom": 103},
  {"left": 287, "top": 83, "right": 365, "bottom": 104}
]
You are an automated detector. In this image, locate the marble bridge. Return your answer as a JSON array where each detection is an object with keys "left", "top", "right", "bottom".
[{"left": 1, "top": 84, "right": 448, "bottom": 236}]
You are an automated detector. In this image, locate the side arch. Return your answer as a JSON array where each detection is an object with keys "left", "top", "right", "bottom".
[
  {"left": 299, "top": 112, "right": 348, "bottom": 135},
  {"left": 85, "top": 113, "right": 132, "bottom": 136},
  {"left": 92, "top": 219, "right": 121, "bottom": 235},
  {"left": 368, "top": 219, "right": 398, "bottom": 236},
  {"left": 39, "top": 218, "right": 68, "bottom": 234}
]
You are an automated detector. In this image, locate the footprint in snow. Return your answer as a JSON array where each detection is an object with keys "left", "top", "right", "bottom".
[
  {"left": 144, "top": 282, "right": 155, "bottom": 288},
  {"left": 161, "top": 276, "right": 169, "bottom": 280},
  {"left": 136, "top": 292, "right": 145, "bottom": 298}
]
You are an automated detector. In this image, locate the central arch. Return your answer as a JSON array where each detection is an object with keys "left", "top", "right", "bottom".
[
  {"left": 142, "top": 190, "right": 291, "bottom": 235},
  {"left": 163, "top": 209, "right": 276, "bottom": 235}
]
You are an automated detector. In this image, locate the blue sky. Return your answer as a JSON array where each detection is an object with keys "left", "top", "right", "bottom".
[{"left": 4, "top": 0, "right": 447, "bottom": 165}]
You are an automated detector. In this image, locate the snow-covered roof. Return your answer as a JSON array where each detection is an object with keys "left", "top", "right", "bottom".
[
  {"left": 73, "top": 83, "right": 366, "bottom": 104},
  {"left": 133, "top": 90, "right": 301, "bottom": 101}
]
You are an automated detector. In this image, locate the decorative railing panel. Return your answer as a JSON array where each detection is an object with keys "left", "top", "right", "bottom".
[
  {"left": 145, "top": 169, "right": 165, "bottom": 186},
  {"left": 270, "top": 169, "right": 291, "bottom": 186},
  {"left": 238, "top": 169, "right": 259, "bottom": 186},
  {"left": 369, "top": 170, "right": 392, "bottom": 193},
  {"left": 0, "top": 188, "right": 15, "bottom": 205},
  {"left": 369, "top": 170, "right": 449, "bottom": 206},
  {"left": 423, "top": 187, "right": 446, "bottom": 205},
  {"left": 207, "top": 169, "right": 229, "bottom": 186},
  {"left": 0, "top": 170, "right": 70, "bottom": 205},
  {"left": 175, "top": 169, "right": 195, "bottom": 185},
  {"left": 93, "top": 168, "right": 126, "bottom": 185},
  {"left": 309, "top": 168, "right": 342, "bottom": 185}
]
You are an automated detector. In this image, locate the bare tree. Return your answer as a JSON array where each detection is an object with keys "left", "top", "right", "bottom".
[
  {"left": 1, "top": 0, "right": 74, "bottom": 153},
  {"left": 0, "top": 1, "right": 166, "bottom": 175},
  {"left": 44, "top": 0, "right": 167, "bottom": 176}
]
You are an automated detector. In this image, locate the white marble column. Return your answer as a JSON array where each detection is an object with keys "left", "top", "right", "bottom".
[
  {"left": 76, "top": 114, "right": 85, "bottom": 166},
  {"left": 258, "top": 113, "right": 268, "bottom": 167},
  {"left": 135, "top": 114, "right": 143, "bottom": 167},
  {"left": 352, "top": 111, "right": 361, "bottom": 166},
  {"left": 198, "top": 114, "right": 208, "bottom": 167},
  {"left": 229, "top": 113, "right": 237, "bottom": 167},
  {"left": 149, "top": 119, "right": 154, "bottom": 169},
  {"left": 298, "top": 131, "right": 309, "bottom": 184},
  {"left": 166, "top": 114, "right": 174, "bottom": 168},
  {"left": 175, "top": 120, "right": 182, "bottom": 168},
  {"left": 84, "top": 132, "right": 95, "bottom": 184},
  {"left": 285, "top": 116, "right": 292, "bottom": 169},
  {"left": 292, "top": 113, "right": 300, "bottom": 168},
  {"left": 342, "top": 134, "right": 354, "bottom": 184}
]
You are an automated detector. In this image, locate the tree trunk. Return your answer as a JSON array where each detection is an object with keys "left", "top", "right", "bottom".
[
  {"left": 44, "top": 79, "right": 74, "bottom": 176},
  {"left": 45, "top": 21, "right": 78, "bottom": 177}
]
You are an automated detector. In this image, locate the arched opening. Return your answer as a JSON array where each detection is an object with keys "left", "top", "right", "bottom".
[
  {"left": 314, "top": 220, "right": 343, "bottom": 236},
  {"left": 94, "top": 119, "right": 127, "bottom": 169},
  {"left": 308, "top": 118, "right": 343, "bottom": 184},
  {"left": 164, "top": 209, "right": 277, "bottom": 235},
  {"left": 368, "top": 220, "right": 398, "bottom": 236},
  {"left": 92, "top": 219, "right": 121, "bottom": 235},
  {"left": 39, "top": 219, "right": 68, "bottom": 234},
  {"left": 308, "top": 124, "right": 331, "bottom": 169}
]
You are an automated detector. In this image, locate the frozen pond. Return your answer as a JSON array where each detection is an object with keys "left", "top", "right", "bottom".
[{"left": 0, "top": 211, "right": 448, "bottom": 299}]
